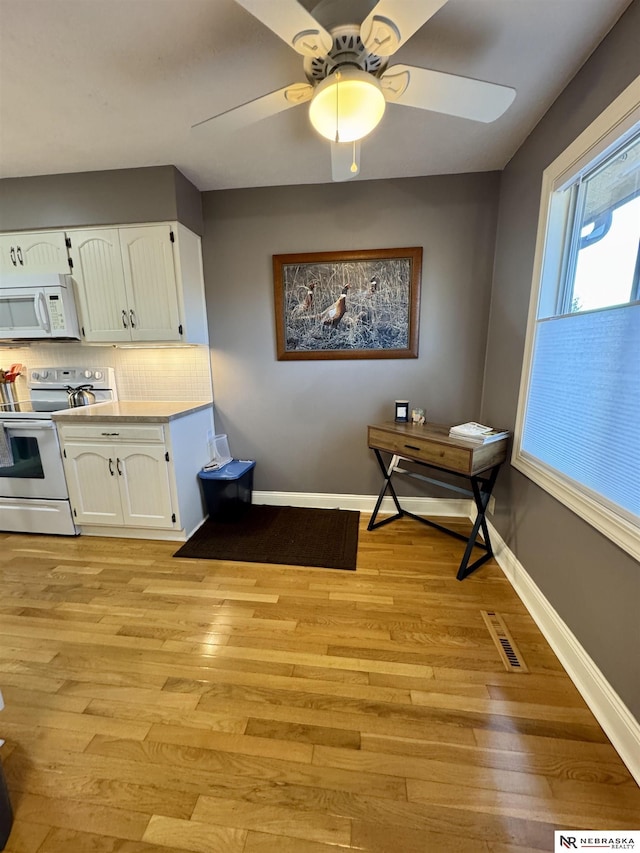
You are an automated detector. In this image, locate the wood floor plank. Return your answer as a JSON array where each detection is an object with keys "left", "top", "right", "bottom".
[
  {"left": 11, "top": 792, "right": 150, "bottom": 842},
  {"left": 192, "top": 794, "right": 352, "bottom": 845},
  {"left": 142, "top": 815, "right": 247, "bottom": 853},
  {"left": 359, "top": 732, "right": 634, "bottom": 783},
  {"left": 3, "top": 752, "right": 198, "bottom": 820},
  {"left": 313, "top": 743, "right": 553, "bottom": 797},
  {"left": 84, "top": 736, "right": 407, "bottom": 800},
  {"left": 204, "top": 644, "right": 434, "bottom": 678},
  {"left": 406, "top": 777, "right": 640, "bottom": 827},
  {"left": 245, "top": 717, "right": 361, "bottom": 749},
  {"left": 0, "top": 819, "right": 50, "bottom": 853},
  {"left": 0, "top": 703, "right": 151, "bottom": 740},
  {"left": 36, "top": 825, "right": 189, "bottom": 853},
  {"left": 145, "top": 723, "right": 314, "bottom": 763},
  {"left": 351, "top": 821, "right": 491, "bottom": 853},
  {"left": 141, "top": 584, "right": 279, "bottom": 603},
  {"left": 83, "top": 698, "right": 249, "bottom": 732},
  {"left": 243, "top": 831, "right": 350, "bottom": 853},
  {"left": 0, "top": 518, "right": 635, "bottom": 851},
  {"left": 58, "top": 681, "right": 200, "bottom": 711}
]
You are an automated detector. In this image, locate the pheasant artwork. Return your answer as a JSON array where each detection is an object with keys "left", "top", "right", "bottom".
[
  {"left": 320, "top": 284, "right": 350, "bottom": 328},
  {"left": 291, "top": 282, "right": 316, "bottom": 317}
]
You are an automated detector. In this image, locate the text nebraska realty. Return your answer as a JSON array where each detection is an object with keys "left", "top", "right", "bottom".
[{"left": 563, "top": 839, "right": 635, "bottom": 850}]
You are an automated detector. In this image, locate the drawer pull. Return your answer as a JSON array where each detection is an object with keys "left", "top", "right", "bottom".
[
  {"left": 404, "top": 444, "right": 421, "bottom": 451},
  {"left": 101, "top": 432, "right": 120, "bottom": 436}
]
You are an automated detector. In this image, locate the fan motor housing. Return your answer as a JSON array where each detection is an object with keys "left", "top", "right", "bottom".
[{"left": 303, "top": 25, "right": 388, "bottom": 83}]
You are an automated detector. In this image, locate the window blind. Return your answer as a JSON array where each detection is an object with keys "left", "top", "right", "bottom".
[{"left": 521, "top": 303, "right": 640, "bottom": 522}]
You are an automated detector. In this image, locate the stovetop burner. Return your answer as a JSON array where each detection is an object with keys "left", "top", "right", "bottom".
[{"left": 1, "top": 366, "right": 117, "bottom": 419}]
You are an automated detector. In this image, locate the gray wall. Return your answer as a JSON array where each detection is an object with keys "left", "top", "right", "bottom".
[
  {"left": 482, "top": 0, "right": 640, "bottom": 716},
  {"left": 202, "top": 173, "right": 500, "bottom": 495},
  {"left": 0, "top": 166, "right": 203, "bottom": 235}
]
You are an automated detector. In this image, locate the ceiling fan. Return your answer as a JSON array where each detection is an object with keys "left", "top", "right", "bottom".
[{"left": 193, "top": 0, "right": 516, "bottom": 181}]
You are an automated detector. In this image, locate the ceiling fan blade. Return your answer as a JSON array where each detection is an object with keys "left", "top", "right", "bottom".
[
  {"left": 192, "top": 83, "right": 313, "bottom": 132},
  {"left": 233, "top": 0, "right": 333, "bottom": 57},
  {"left": 360, "top": 0, "right": 448, "bottom": 56},
  {"left": 331, "top": 141, "right": 361, "bottom": 182},
  {"left": 381, "top": 64, "right": 516, "bottom": 123}
]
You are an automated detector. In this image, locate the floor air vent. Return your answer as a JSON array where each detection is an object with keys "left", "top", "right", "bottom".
[{"left": 481, "top": 610, "right": 529, "bottom": 673}]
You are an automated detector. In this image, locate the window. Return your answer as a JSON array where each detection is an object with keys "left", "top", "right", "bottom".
[{"left": 514, "top": 78, "right": 640, "bottom": 561}]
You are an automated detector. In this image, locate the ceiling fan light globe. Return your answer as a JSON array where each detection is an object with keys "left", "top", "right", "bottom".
[{"left": 309, "top": 68, "right": 386, "bottom": 143}]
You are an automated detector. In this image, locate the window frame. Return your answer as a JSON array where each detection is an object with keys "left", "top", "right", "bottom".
[{"left": 512, "top": 76, "right": 640, "bottom": 562}]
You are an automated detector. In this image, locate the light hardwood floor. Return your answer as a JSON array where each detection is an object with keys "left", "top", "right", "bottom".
[{"left": 0, "top": 516, "right": 638, "bottom": 852}]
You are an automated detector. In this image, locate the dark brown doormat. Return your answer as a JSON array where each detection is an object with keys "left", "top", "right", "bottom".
[{"left": 174, "top": 504, "right": 359, "bottom": 571}]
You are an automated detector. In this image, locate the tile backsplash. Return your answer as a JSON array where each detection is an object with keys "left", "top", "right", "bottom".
[{"left": 1, "top": 344, "right": 213, "bottom": 402}]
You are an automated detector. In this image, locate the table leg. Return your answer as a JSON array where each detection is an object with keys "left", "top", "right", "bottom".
[
  {"left": 367, "top": 450, "right": 403, "bottom": 530},
  {"left": 456, "top": 465, "right": 500, "bottom": 581}
]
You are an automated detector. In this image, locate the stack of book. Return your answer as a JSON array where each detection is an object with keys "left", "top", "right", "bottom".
[{"left": 448, "top": 422, "right": 509, "bottom": 444}]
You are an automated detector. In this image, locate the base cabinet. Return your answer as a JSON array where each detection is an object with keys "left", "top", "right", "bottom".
[
  {"left": 57, "top": 408, "right": 212, "bottom": 540},
  {"left": 62, "top": 441, "right": 174, "bottom": 528}
]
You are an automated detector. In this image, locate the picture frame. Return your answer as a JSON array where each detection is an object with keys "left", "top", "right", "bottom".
[{"left": 273, "top": 247, "right": 422, "bottom": 360}]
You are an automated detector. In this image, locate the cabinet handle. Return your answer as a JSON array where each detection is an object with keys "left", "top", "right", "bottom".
[
  {"left": 9, "top": 247, "right": 17, "bottom": 266},
  {"left": 116, "top": 458, "right": 122, "bottom": 476},
  {"left": 404, "top": 444, "right": 421, "bottom": 451},
  {"left": 108, "top": 458, "right": 115, "bottom": 476},
  {"left": 16, "top": 247, "right": 24, "bottom": 265},
  {"left": 100, "top": 431, "right": 120, "bottom": 436},
  {"left": 129, "top": 309, "right": 137, "bottom": 329},
  {"left": 121, "top": 310, "right": 128, "bottom": 328}
]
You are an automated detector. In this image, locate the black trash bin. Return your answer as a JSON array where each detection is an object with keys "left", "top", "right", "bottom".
[{"left": 198, "top": 460, "right": 256, "bottom": 521}]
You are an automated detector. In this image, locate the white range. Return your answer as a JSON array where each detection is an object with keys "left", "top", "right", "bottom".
[{"left": 0, "top": 366, "right": 117, "bottom": 535}]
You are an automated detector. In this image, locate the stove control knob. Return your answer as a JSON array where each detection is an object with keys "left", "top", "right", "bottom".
[
  {"left": 94, "top": 370, "right": 103, "bottom": 380},
  {"left": 32, "top": 371, "right": 40, "bottom": 380},
  {"left": 40, "top": 370, "right": 49, "bottom": 379},
  {"left": 83, "top": 370, "right": 93, "bottom": 379}
]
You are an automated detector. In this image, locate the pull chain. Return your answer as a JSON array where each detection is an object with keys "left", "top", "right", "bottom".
[
  {"left": 335, "top": 71, "right": 341, "bottom": 143},
  {"left": 350, "top": 140, "right": 358, "bottom": 173}
]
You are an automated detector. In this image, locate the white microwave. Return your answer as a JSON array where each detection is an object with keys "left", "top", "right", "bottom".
[{"left": 0, "top": 274, "right": 81, "bottom": 340}]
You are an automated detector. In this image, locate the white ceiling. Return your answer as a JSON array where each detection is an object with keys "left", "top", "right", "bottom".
[{"left": 0, "top": 0, "right": 632, "bottom": 191}]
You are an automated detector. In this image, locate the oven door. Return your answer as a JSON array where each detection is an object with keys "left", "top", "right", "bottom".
[{"left": 0, "top": 420, "right": 68, "bottom": 499}]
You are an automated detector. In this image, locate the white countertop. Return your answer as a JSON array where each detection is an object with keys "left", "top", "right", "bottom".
[{"left": 52, "top": 400, "right": 212, "bottom": 423}]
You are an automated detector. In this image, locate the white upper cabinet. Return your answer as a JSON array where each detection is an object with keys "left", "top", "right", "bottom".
[
  {"left": 68, "top": 229, "right": 130, "bottom": 343},
  {"left": 0, "top": 231, "right": 71, "bottom": 275},
  {"left": 119, "top": 225, "right": 182, "bottom": 342},
  {"left": 67, "top": 222, "right": 209, "bottom": 345}
]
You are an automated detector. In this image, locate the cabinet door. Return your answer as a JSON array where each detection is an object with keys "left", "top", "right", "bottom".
[
  {"left": 119, "top": 225, "right": 182, "bottom": 342},
  {"left": 116, "top": 443, "right": 175, "bottom": 528},
  {"left": 0, "top": 235, "right": 22, "bottom": 273},
  {"left": 67, "top": 229, "right": 131, "bottom": 342},
  {"left": 0, "top": 231, "right": 70, "bottom": 275},
  {"left": 62, "top": 442, "right": 123, "bottom": 525}
]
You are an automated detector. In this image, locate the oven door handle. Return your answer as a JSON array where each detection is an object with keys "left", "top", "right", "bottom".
[{"left": 1, "top": 421, "right": 55, "bottom": 430}]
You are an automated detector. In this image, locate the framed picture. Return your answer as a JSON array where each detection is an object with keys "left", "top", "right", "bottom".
[{"left": 273, "top": 247, "right": 422, "bottom": 360}]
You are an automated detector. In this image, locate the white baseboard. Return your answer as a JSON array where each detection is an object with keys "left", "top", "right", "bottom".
[
  {"left": 486, "top": 518, "right": 640, "bottom": 786},
  {"left": 253, "top": 491, "right": 472, "bottom": 517}
]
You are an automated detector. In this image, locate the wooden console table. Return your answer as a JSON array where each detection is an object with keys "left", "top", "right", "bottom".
[{"left": 367, "top": 422, "right": 509, "bottom": 580}]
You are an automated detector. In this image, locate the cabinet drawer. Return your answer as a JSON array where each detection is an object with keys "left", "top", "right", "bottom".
[
  {"left": 368, "top": 427, "right": 473, "bottom": 474},
  {"left": 59, "top": 423, "right": 165, "bottom": 442}
]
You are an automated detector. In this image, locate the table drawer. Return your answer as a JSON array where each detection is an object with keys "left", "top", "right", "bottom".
[{"left": 368, "top": 427, "right": 472, "bottom": 473}]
